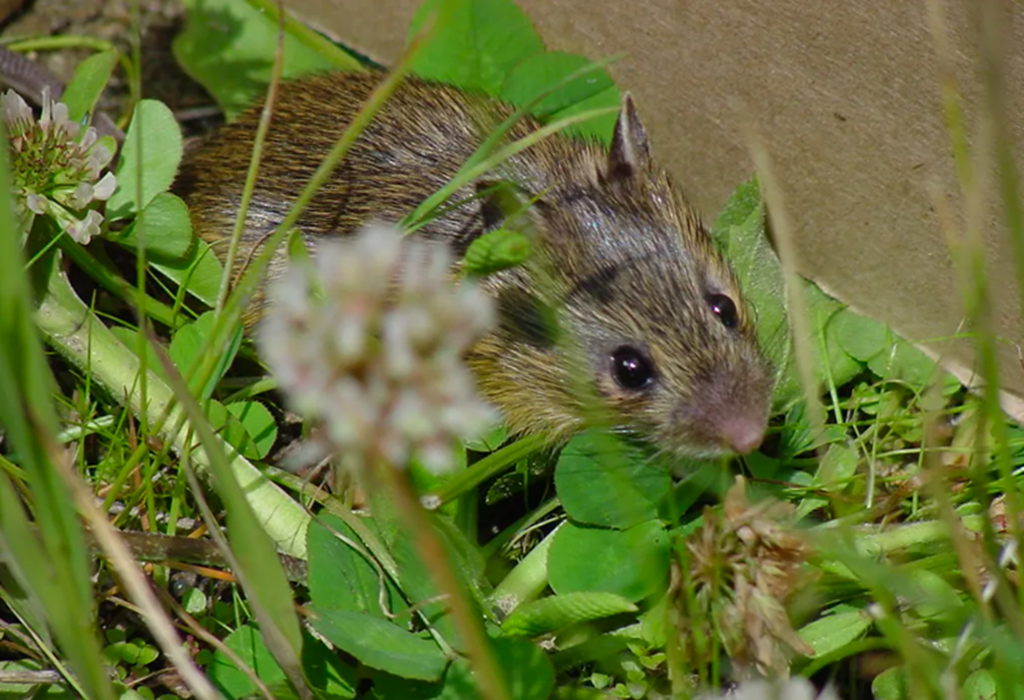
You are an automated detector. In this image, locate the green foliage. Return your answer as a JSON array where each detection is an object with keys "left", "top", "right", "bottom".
[
  {"left": 106, "top": 100, "right": 182, "bottom": 219},
  {"left": 410, "top": 0, "right": 621, "bottom": 145},
  {"left": 307, "top": 515, "right": 401, "bottom": 616},
  {"left": 60, "top": 48, "right": 119, "bottom": 123},
  {"left": 499, "top": 51, "right": 621, "bottom": 142},
  {"left": 104, "top": 629, "right": 160, "bottom": 670},
  {"left": 548, "top": 520, "right": 670, "bottom": 601},
  {"left": 169, "top": 311, "right": 242, "bottom": 400},
  {"left": 408, "top": 0, "right": 545, "bottom": 95},
  {"left": 150, "top": 239, "right": 224, "bottom": 307},
  {"left": 797, "top": 605, "right": 872, "bottom": 658},
  {"left": 462, "top": 228, "right": 532, "bottom": 277},
  {"left": 312, "top": 609, "right": 449, "bottom": 682},
  {"left": 555, "top": 432, "right": 671, "bottom": 529},
  {"left": 225, "top": 399, "right": 277, "bottom": 460},
  {"left": 5, "top": 0, "right": 1024, "bottom": 698},
  {"left": 502, "top": 592, "right": 638, "bottom": 637},
  {"left": 173, "top": 0, "right": 361, "bottom": 120},
  {"left": 208, "top": 625, "right": 356, "bottom": 698},
  {"left": 111, "top": 192, "right": 194, "bottom": 259},
  {"left": 713, "top": 176, "right": 955, "bottom": 408},
  {"left": 0, "top": 63, "right": 114, "bottom": 700}
]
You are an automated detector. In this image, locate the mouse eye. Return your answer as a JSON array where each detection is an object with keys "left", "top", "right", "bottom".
[
  {"left": 707, "top": 293, "right": 738, "bottom": 329},
  {"left": 611, "top": 345, "right": 655, "bottom": 390}
]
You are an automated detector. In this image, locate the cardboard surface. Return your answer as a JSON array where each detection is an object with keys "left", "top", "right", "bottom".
[{"left": 290, "top": 0, "right": 1024, "bottom": 403}]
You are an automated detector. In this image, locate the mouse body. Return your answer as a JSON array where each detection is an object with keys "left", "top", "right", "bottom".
[{"left": 176, "top": 71, "right": 773, "bottom": 456}]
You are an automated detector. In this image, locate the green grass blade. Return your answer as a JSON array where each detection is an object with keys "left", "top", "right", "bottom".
[
  {"left": 0, "top": 130, "right": 114, "bottom": 699},
  {"left": 36, "top": 268, "right": 310, "bottom": 557}
]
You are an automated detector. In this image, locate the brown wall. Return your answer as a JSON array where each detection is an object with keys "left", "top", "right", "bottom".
[{"left": 291, "top": 0, "right": 1024, "bottom": 407}]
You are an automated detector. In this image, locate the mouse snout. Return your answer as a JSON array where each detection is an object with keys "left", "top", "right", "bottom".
[
  {"left": 716, "top": 411, "right": 767, "bottom": 455},
  {"left": 671, "top": 373, "right": 770, "bottom": 456}
]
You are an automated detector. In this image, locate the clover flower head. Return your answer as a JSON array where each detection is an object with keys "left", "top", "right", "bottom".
[
  {"left": 698, "top": 678, "right": 839, "bottom": 700},
  {"left": 683, "top": 477, "right": 814, "bottom": 677},
  {"left": 3, "top": 87, "right": 117, "bottom": 243},
  {"left": 258, "top": 223, "right": 498, "bottom": 475}
]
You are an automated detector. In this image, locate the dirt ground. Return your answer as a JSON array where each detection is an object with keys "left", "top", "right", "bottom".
[{"left": 0, "top": 0, "right": 213, "bottom": 121}]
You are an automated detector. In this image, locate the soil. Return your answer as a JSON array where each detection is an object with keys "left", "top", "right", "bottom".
[{"left": 0, "top": 0, "right": 215, "bottom": 127}]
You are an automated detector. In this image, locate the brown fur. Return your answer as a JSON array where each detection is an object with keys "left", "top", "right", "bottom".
[{"left": 175, "top": 71, "right": 774, "bottom": 456}]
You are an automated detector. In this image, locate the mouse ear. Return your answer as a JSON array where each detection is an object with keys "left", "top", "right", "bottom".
[{"left": 606, "top": 93, "right": 651, "bottom": 181}]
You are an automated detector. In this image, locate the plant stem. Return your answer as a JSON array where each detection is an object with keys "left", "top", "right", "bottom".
[
  {"left": 489, "top": 523, "right": 560, "bottom": 614},
  {"left": 60, "top": 239, "right": 181, "bottom": 328},
  {"left": 427, "top": 433, "right": 547, "bottom": 507},
  {"left": 377, "top": 462, "right": 510, "bottom": 700},
  {"left": 36, "top": 267, "right": 310, "bottom": 556}
]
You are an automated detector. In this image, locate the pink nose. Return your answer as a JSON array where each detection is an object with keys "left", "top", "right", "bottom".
[{"left": 718, "top": 414, "right": 767, "bottom": 454}]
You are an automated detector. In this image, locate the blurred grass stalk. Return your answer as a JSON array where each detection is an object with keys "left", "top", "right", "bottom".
[
  {"left": 743, "top": 0, "right": 1024, "bottom": 693},
  {"left": 35, "top": 267, "right": 312, "bottom": 554},
  {"left": 2, "top": 190, "right": 308, "bottom": 698},
  {"left": 0, "top": 112, "right": 115, "bottom": 699},
  {"left": 928, "top": 0, "right": 1024, "bottom": 633}
]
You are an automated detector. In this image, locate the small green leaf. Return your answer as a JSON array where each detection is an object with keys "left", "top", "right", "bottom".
[
  {"left": 61, "top": 49, "right": 119, "bottom": 124},
  {"left": 797, "top": 606, "right": 871, "bottom": 657},
  {"left": 493, "top": 636, "right": 555, "bottom": 700},
  {"left": 500, "top": 52, "right": 616, "bottom": 117},
  {"left": 904, "top": 569, "right": 965, "bottom": 623},
  {"left": 104, "top": 640, "right": 156, "bottom": 666},
  {"left": 463, "top": 228, "right": 531, "bottom": 277},
  {"left": 169, "top": 312, "right": 242, "bottom": 400},
  {"left": 310, "top": 608, "right": 447, "bottom": 682},
  {"left": 666, "top": 460, "right": 730, "bottom": 514},
  {"left": 151, "top": 239, "right": 224, "bottom": 307},
  {"left": 408, "top": 0, "right": 545, "bottom": 95},
  {"left": 500, "top": 52, "right": 620, "bottom": 143},
  {"left": 555, "top": 432, "right": 671, "bottom": 529},
  {"left": 872, "top": 666, "right": 910, "bottom": 700},
  {"left": 815, "top": 442, "right": 859, "bottom": 488},
  {"left": 866, "top": 336, "right": 946, "bottom": 388},
  {"left": 112, "top": 192, "right": 194, "bottom": 260},
  {"left": 205, "top": 400, "right": 260, "bottom": 460},
  {"left": 387, "top": 513, "right": 480, "bottom": 648},
  {"left": 639, "top": 592, "right": 670, "bottom": 648},
  {"left": 545, "top": 88, "right": 623, "bottom": 144},
  {"left": 226, "top": 400, "right": 277, "bottom": 459},
  {"left": 712, "top": 178, "right": 865, "bottom": 408},
  {"left": 463, "top": 423, "right": 508, "bottom": 452},
  {"left": 174, "top": 0, "right": 359, "bottom": 120},
  {"left": 963, "top": 670, "right": 998, "bottom": 700},
  {"left": 711, "top": 179, "right": 792, "bottom": 401},
  {"left": 209, "top": 625, "right": 356, "bottom": 699},
  {"left": 806, "top": 284, "right": 864, "bottom": 391},
  {"left": 548, "top": 520, "right": 670, "bottom": 601},
  {"left": 107, "top": 100, "right": 183, "bottom": 219},
  {"left": 502, "top": 591, "right": 637, "bottom": 637},
  {"left": 209, "top": 625, "right": 275, "bottom": 698},
  {"left": 182, "top": 587, "right": 207, "bottom": 615},
  {"left": 307, "top": 514, "right": 399, "bottom": 618},
  {"left": 713, "top": 176, "right": 762, "bottom": 233},
  {"left": 831, "top": 308, "right": 888, "bottom": 363},
  {"left": 286, "top": 227, "right": 310, "bottom": 265}
]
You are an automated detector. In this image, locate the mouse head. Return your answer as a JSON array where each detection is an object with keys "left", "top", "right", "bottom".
[{"left": 467, "top": 95, "right": 774, "bottom": 457}]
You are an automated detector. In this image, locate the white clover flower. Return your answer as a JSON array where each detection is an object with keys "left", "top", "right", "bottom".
[
  {"left": 699, "top": 678, "right": 839, "bottom": 700},
  {"left": 3, "top": 87, "right": 117, "bottom": 243},
  {"left": 259, "top": 223, "right": 498, "bottom": 475}
]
